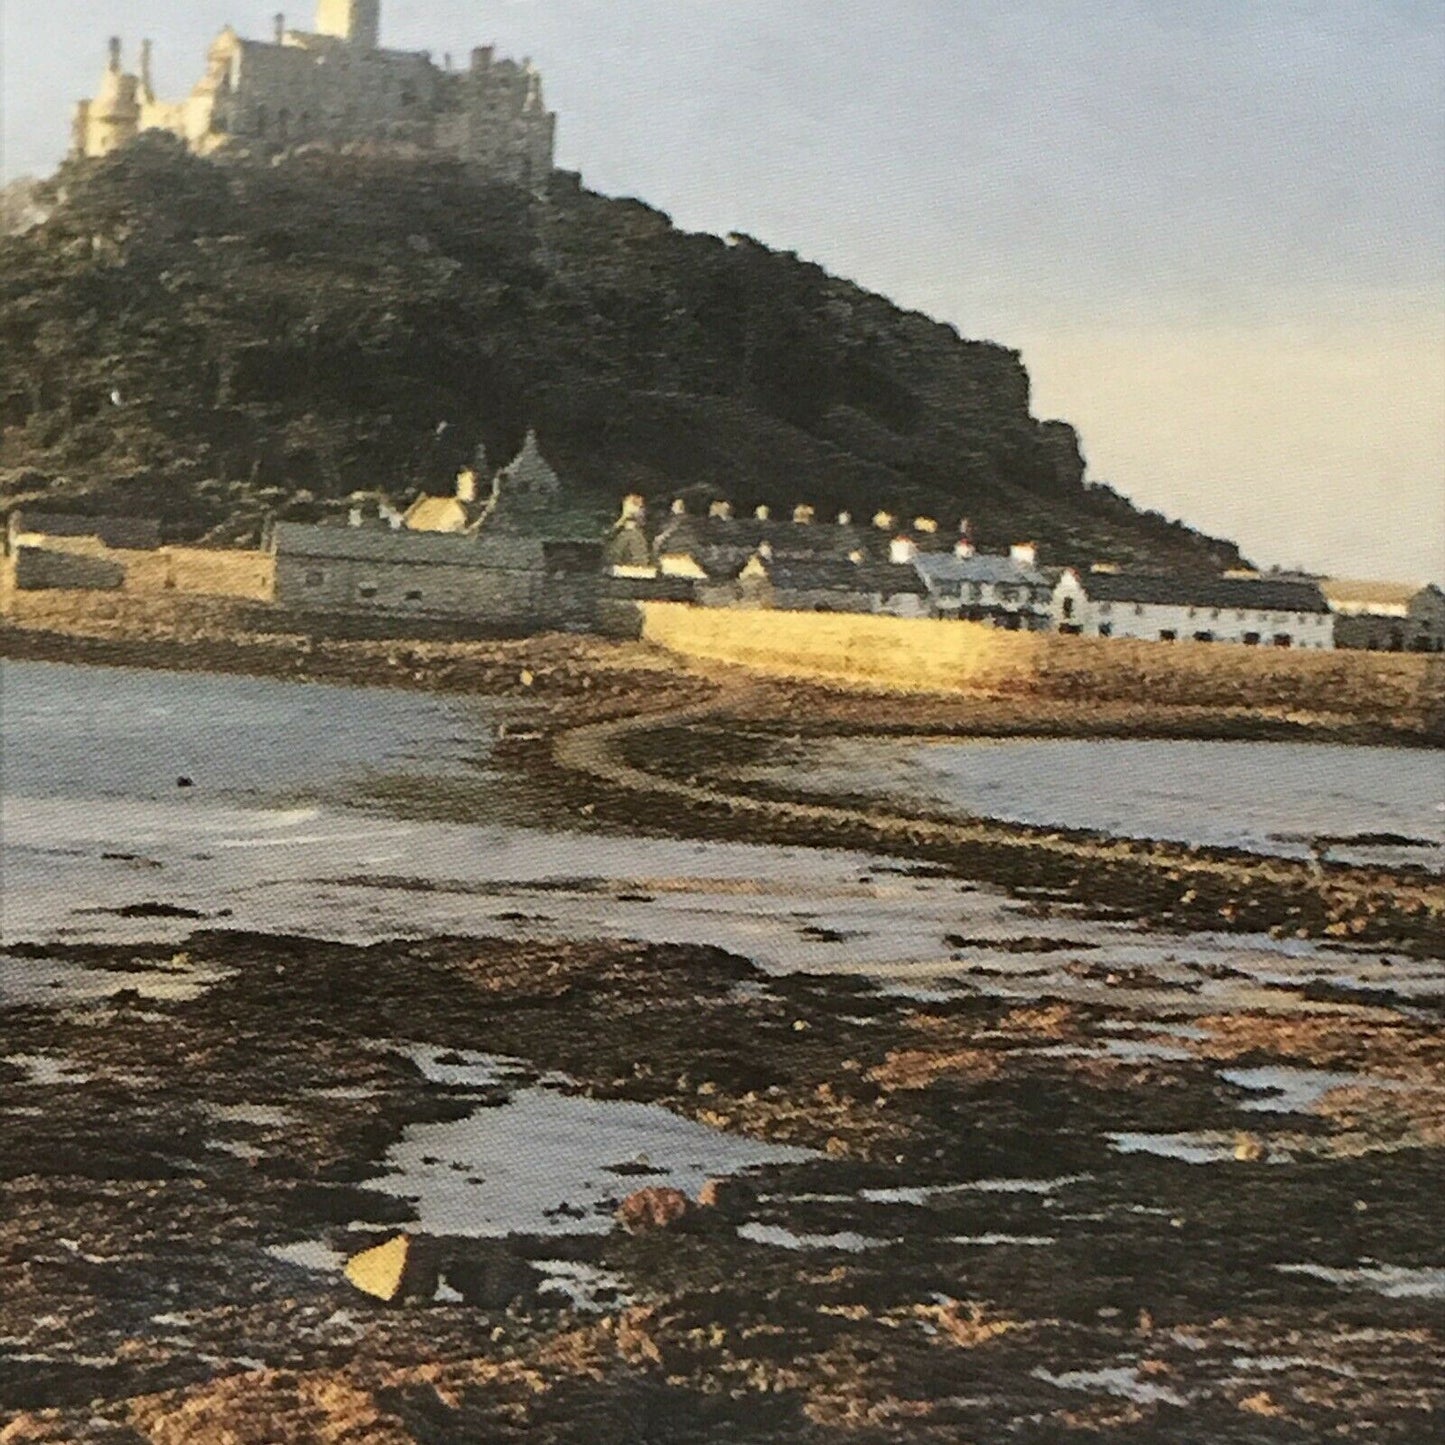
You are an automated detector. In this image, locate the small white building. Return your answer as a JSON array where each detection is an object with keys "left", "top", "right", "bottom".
[{"left": 1052, "top": 570, "right": 1335, "bottom": 649}]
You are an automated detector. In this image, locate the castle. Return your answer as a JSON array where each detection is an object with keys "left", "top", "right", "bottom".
[{"left": 72, "top": 1, "right": 556, "bottom": 187}]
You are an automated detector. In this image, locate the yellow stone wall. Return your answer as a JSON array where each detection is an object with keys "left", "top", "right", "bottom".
[{"left": 639, "top": 603, "right": 1443, "bottom": 726}]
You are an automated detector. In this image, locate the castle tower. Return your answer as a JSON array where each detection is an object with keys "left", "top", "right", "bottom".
[
  {"left": 314, "top": 0, "right": 380, "bottom": 48},
  {"left": 78, "top": 37, "right": 142, "bottom": 157}
]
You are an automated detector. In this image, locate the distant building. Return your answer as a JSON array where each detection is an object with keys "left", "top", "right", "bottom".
[
  {"left": 73, "top": 2, "right": 556, "bottom": 189},
  {"left": 913, "top": 551, "right": 1053, "bottom": 630},
  {"left": 737, "top": 554, "right": 929, "bottom": 617},
  {"left": 270, "top": 514, "right": 596, "bottom": 631},
  {"left": 1053, "top": 570, "right": 1334, "bottom": 648},
  {"left": 1320, "top": 579, "right": 1445, "bottom": 653},
  {"left": 6, "top": 510, "right": 161, "bottom": 553}
]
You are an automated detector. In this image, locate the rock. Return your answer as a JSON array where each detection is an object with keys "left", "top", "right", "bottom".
[
  {"left": 615, "top": 1186, "right": 693, "bottom": 1233},
  {"left": 1233, "top": 1132, "right": 1268, "bottom": 1162},
  {"left": 444, "top": 1242, "right": 541, "bottom": 1310},
  {"left": 344, "top": 1234, "right": 438, "bottom": 1303},
  {"left": 176, "top": 775, "right": 194, "bottom": 788}
]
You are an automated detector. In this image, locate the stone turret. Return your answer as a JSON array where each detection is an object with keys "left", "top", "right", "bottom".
[
  {"left": 315, "top": 0, "right": 381, "bottom": 48},
  {"left": 78, "top": 38, "right": 142, "bottom": 157}
]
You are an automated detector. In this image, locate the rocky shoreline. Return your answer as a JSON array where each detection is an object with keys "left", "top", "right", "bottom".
[
  {"left": 2, "top": 609, "right": 1443, "bottom": 1440},
  {"left": 2, "top": 926, "right": 1442, "bottom": 1442}
]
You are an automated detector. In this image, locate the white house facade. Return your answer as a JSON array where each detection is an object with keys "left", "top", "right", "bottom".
[{"left": 1052, "top": 571, "right": 1335, "bottom": 649}]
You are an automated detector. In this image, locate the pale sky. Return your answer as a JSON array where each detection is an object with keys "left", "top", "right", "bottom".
[{"left": 3, "top": 1, "right": 1442, "bottom": 578}]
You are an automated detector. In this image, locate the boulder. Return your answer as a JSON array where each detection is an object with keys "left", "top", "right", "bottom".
[
  {"left": 615, "top": 1186, "right": 693, "bottom": 1233},
  {"left": 443, "top": 1242, "right": 541, "bottom": 1310}
]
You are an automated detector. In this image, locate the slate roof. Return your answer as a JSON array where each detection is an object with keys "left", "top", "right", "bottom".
[
  {"left": 762, "top": 558, "right": 928, "bottom": 597},
  {"left": 1073, "top": 571, "right": 1331, "bottom": 614},
  {"left": 271, "top": 521, "right": 542, "bottom": 569},
  {"left": 654, "top": 515, "right": 873, "bottom": 562},
  {"left": 913, "top": 553, "right": 1050, "bottom": 589},
  {"left": 10, "top": 511, "right": 162, "bottom": 550}
]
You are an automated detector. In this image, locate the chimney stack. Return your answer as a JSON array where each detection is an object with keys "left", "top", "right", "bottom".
[
  {"left": 455, "top": 467, "right": 479, "bottom": 505},
  {"left": 1010, "top": 541, "right": 1039, "bottom": 568},
  {"left": 792, "top": 504, "right": 815, "bottom": 525},
  {"left": 890, "top": 535, "right": 918, "bottom": 565},
  {"left": 108, "top": 36, "right": 123, "bottom": 73},
  {"left": 708, "top": 499, "right": 733, "bottom": 520},
  {"left": 274, "top": 13, "right": 286, "bottom": 44},
  {"left": 837, "top": 510, "right": 852, "bottom": 526},
  {"left": 139, "top": 39, "right": 154, "bottom": 94},
  {"left": 872, "top": 510, "right": 896, "bottom": 531},
  {"left": 754, "top": 504, "right": 771, "bottom": 521}
]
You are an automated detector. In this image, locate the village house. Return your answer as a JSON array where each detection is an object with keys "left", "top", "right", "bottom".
[
  {"left": 1320, "top": 579, "right": 1445, "bottom": 653},
  {"left": 912, "top": 543, "right": 1053, "bottom": 630},
  {"left": 1052, "top": 570, "right": 1335, "bottom": 648},
  {"left": 736, "top": 553, "right": 929, "bottom": 616}
]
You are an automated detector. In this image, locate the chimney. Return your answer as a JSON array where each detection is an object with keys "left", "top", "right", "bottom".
[
  {"left": 872, "top": 510, "right": 896, "bottom": 531},
  {"left": 455, "top": 467, "right": 479, "bottom": 504},
  {"left": 958, "top": 516, "right": 972, "bottom": 538},
  {"left": 954, "top": 536, "right": 977, "bottom": 559},
  {"left": 754, "top": 504, "right": 771, "bottom": 521},
  {"left": 670, "top": 497, "right": 688, "bottom": 516},
  {"left": 620, "top": 493, "right": 646, "bottom": 523},
  {"left": 108, "top": 36, "right": 123, "bottom": 73},
  {"left": 274, "top": 13, "right": 286, "bottom": 44},
  {"left": 792, "top": 504, "right": 815, "bottom": 525},
  {"left": 1010, "top": 542, "right": 1039, "bottom": 568},
  {"left": 708, "top": 499, "right": 733, "bottom": 520},
  {"left": 890, "top": 535, "right": 918, "bottom": 565},
  {"left": 471, "top": 46, "right": 495, "bottom": 72},
  {"left": 139, "top": 39, "right": 154, "bottom": 93},
  {"left": 756, "top": 540, "right": 773, "bottom": 560},
  {"left": 913, "top": 516, "right": 938, "bottom": 534},
  {"left": 837, "top": 510, "right": 852, "bottom": 526}
]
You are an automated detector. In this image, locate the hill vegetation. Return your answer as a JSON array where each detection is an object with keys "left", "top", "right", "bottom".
[{"left": 0, "top": 137, "right": 1242, "bottom": 569}]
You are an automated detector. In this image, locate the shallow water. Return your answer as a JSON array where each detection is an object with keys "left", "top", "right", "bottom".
[
  {"left": 369, "top": 1059, "right": 815, "bottom": 1237},
  {"left": 3, "top": 662, "right": 1440, "bottom": 1017},
  {"left": 763, "top": 736, "right": 1445, "bottom": 871}
]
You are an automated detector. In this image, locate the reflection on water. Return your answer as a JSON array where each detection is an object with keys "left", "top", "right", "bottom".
[{"left": 762, "top": 737, "right": 1445, "bottom": 871}]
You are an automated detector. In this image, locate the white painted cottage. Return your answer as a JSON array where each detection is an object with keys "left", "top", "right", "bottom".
[{"left": 1052, "top": 570, "right": 1335, "bottom": 649}]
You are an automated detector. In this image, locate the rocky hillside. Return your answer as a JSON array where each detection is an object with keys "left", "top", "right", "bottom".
[{"left": 0, "top": 136, "right": 1242, "bottom": 568}]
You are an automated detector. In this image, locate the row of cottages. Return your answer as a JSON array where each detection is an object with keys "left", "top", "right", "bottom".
[
  {"left": 1319, "top": 579, "right": 1445, "bottom": 653},
  {"left": 1053, "top": 570, "right": 1336, "bottom": 648},
  {"left": 606, "top": 498, "right": 1054, "bottom": 624}
]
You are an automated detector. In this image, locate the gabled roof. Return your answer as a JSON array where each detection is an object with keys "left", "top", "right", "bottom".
[
  {"left": 272, "top": 521, "right": 490, "bottom": 565},
  {"left": 913, "top": 552, "right": 1049, "bottom": 588},
  {"left": 757, "top": 557, "right": 928, "bottom": 596},
  {"left": 653, "top": 515, "right": 871, "bottom": 562},
  {"left": 1069, "top": 570, "right": 1330, "bottom": 614}
]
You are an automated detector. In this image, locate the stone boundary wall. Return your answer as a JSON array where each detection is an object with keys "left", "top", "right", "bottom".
[
  {"left": 640, "top": 603, "right": 1445, "bottom": 732},
  {"left": 3, "top": 542, "right": 274, "bottom": 601}
]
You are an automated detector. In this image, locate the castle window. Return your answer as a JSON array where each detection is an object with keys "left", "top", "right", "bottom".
[{"left": 404, "top": 588, "right": 423, "bottom": 602}]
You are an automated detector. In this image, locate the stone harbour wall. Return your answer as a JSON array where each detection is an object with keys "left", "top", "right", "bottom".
[{"left": 639, "top": 603, "right": 1445, "bottom": 735}]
